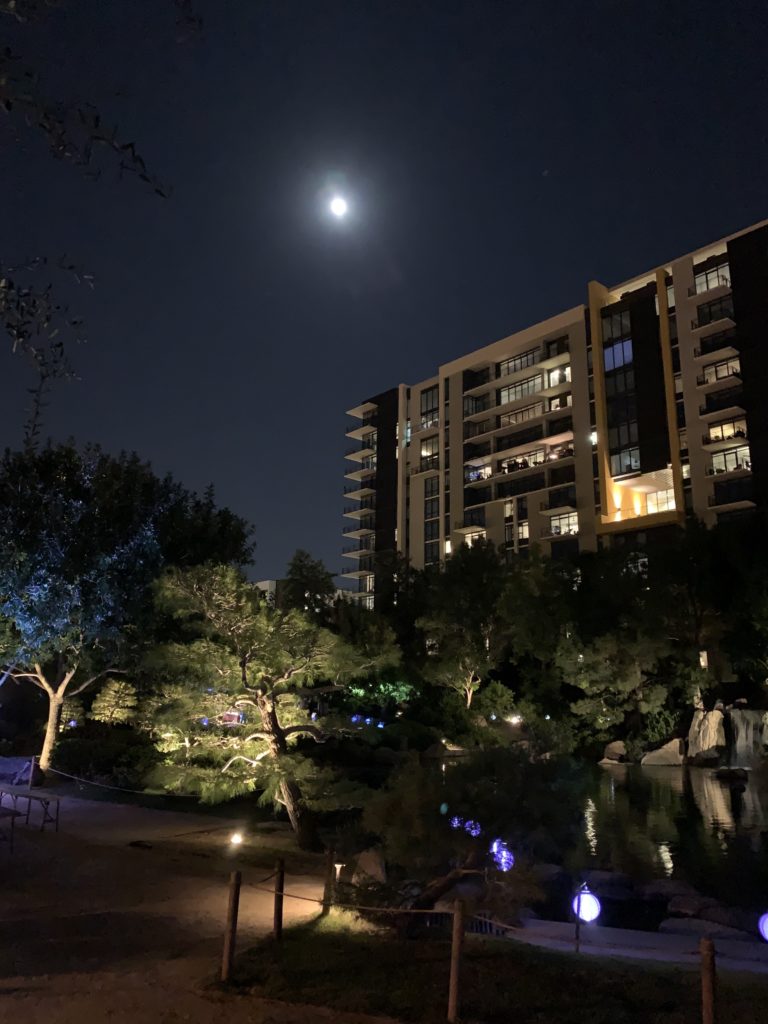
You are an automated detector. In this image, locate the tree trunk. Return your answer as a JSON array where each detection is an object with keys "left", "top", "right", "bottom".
[
  {"left": 39, "top": 694, "right": 63, "bottom": 772},
  {"left": 256, "top": 693, "right": 322, "bottom": 851},
  {"left": 280, "top": 778, "right": 322, "bottom": 851}
]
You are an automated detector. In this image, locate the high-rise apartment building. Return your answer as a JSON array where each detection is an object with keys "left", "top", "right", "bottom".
[{"left": 342, "top": 219, "right": 768, "bottom": 607}]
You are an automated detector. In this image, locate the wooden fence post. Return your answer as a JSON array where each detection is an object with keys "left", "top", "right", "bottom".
[
  {"left": 220, "top": 870, "right": 242, "bottom": 983},
  {"left": 700, "top": 936, "right": 717, "bottom": 1024},
  {"left": 447, "top": 899, "right": 465, "bottom": 1023},
  {"left": 273, "top": 858, "right": 285, "bottom": 942}
]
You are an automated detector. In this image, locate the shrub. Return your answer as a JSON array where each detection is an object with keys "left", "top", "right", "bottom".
[{"left": 52, "top": 723, "right": 160, "bottom": 788}]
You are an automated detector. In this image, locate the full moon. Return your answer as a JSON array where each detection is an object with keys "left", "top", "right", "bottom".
[{"left": 329, "top": 195, "right": 348, "bottom": 218}]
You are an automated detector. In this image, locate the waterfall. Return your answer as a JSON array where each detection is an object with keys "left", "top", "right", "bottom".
[{"left": 729, "top": 710, "right": 766, "bottom": 768}]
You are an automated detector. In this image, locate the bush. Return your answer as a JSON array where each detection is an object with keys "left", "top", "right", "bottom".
[{"left": 52, "top": 723, "right": 160, "bottom": 788}]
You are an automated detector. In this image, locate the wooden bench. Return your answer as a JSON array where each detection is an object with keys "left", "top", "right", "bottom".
[
  {"left": 0, "top": 785, "right": 61, "bottom": 832},
  {"left": 0, "top": 806, "right": 22, "bottom": 852}
]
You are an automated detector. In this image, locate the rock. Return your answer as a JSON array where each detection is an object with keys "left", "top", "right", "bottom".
[
  {"left": 641, "top": 738, "right": 685, "bottom": 767},
  {"left": 602, "top": 740, "right": 627, "bottom": 763},
  {"left": 715, "top": 767, "right": 749, "bottom": 783},
  {"left": 659, "top": 917, "right": 757, "bottom": 942},
  {"left": 582, "top": 869, "right": 634, "bottom": 890},
  {"left": 668, "top": 894, "right": 719, "bottom": 917},
  {"left": 640, "top": 879, "right": 700, "bottom": 901},
  {"left": 12, "top": 759, "right": 45, "bottom": 787},
  {"left": 687, "top": 709, "right": 726, "bottom": 764},
  {"left": 353, "top": 847, "right": 387, "bottom": 885}
]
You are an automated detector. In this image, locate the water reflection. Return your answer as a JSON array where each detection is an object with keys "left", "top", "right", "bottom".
[{"left": 579, "top": 764, "right": 768, "bottom": 907}]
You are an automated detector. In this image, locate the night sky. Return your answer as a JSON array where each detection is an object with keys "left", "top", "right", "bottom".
[{"left": 3, "top": 0, "right": 767, "bottom": 580}]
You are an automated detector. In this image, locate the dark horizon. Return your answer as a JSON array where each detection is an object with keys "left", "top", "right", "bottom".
[{"left": 3, "top": 0, "right": 768, "bottom": 579}]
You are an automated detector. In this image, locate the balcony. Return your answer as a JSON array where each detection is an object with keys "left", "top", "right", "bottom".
[
  {"left": 690, "top": 309, "right": 735, "bottom": 333},
  {"left": 342, "top": 542, "right": 376, "bottom": 559},
  {"left": 699, "top": 387, "right": 744, "bottom": 418},
  {"left": 701, "top": 430, "right": 747, "bottom": 452},
  {"left": 540, "top": 496, "right": 577, "bottom": 516},
  {"left": 345, "top": 437, "right": 377, "bottom": 461},
  {"left": 540, "top": 523, "right": 579, "bottom": 539},
  {"left": 343, "top": 480, "right": 376, "bottom": 499},
  {"left": 343, "top": 498, "right": 376, "bottom": 517},
  {"left": 696, "top": 369, "right": 741, "bottom": 391},
  {"left": 706, "top": 460, "right": 751, "bottom": 478},
  {"left": 340, "top": 561, "right": 375, "bottom": 578},
  {"left": 345, "top": 415, "right": 378, "bottom": 440},
  {"left": 708, "top": 478, "right": 755, "bottom": 511},
  {"left": 693, "top": 328, "right": 738, "bottom": 359},
  {"left": 345, "top": 462, "right": 377, "bottom": 481},
  {"left": 688, "top": 273, "right": 730, "bottom": 297},
  {"left": 410, "top": 454, "right": 440, "bottom": 474},
  {"left": 342, "top": 520, "right": 376, "bottom": 538}
]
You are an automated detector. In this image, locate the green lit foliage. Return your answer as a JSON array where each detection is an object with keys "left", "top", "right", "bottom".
[
  {"left": 148, "top": 564, "right": 397, "bottom": 848},
  {"left": 89, "top": 678, "right": 138, "bottom": 725},
  {"left": 0, "top": 443, "right": 252, "bottom": 770},
  {"left": 418, "top": 539, "right": 506, "bottom": 708}
]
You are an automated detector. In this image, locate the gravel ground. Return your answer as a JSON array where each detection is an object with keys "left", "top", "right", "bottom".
[{"left": 0, "top": 795, "right": 391, "bottom": 1023}]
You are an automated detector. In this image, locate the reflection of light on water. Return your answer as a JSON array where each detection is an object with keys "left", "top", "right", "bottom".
[
  {"left": 657, "top": 842, "right": 674, "bottom": 877},
  {"left": 584, "top": 798, "right": 598, "bottom": 855}
]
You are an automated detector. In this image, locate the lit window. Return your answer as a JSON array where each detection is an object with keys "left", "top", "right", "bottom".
[
  {"left": 444, "top": 539, "right": 452, "bottom": 556},
  {"left": 518, "top": 520, "right": 530, "bottom": 541},
  {"left": 694, "top": 262, "right": 730, "bottom": 295},
  {"left": 498, "top": 375, "right": 542, "bottom": 406},
  {"left": 647, "top": 489, "right": 676, "bottom": 514},
  {"left": 550, "top": 512, "right": 578, "bottom": 536},
  {"left": 711, "top": 446, "right": 751, "bottom": 475},
  {"left": 548, "top": 365, "right": 571, "bottom": 388}
]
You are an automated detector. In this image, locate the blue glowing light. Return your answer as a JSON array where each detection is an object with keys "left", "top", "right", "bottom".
[
  {"left": 376, "top": 721, "right": 385, "bottom": 729},
  {"left": 489, "top": 713, "right": 497, "bottom": 721},
  {"left": 364, "top": 717, "right": 372, "bottom": 725},
  {"left": 439, "top": 802, "right": 449, "bottom": 815},
  {"left": 350, "top": 714, "right": 361, "bottom": 724},
  {"left": 490, "top": 838, "right": 515, "bottom": 872},
  {"left": 68, "top": 719, "right": 77, "bottom": 728},
  {"left": 310, "top": 711, "right": 318, "bottom": 721},
  {"left": 464, "top": 819, "right": 481, "bottom": 837},
  {"left": 449, "top": 816, "right": 463, "bottom": 830},
  {"left": 759, "top": 913, "right": 768, "bottom": 943},
  {"left": 573, "top": 888, "right": 601, "bottom": 923},
  {"left": 200, "top": 717, "right": 209, "bottom": 726}
]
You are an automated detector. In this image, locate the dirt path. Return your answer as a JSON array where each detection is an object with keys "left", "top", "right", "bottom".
[{"left": 0, "top": 796, "right": 387, "bottom": 1023}]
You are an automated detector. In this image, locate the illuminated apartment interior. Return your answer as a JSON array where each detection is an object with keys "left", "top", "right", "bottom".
[{"left": 343, "top": 219, "right": 768, "bottom": 606}]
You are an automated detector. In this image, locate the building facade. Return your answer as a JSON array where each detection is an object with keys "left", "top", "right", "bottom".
[{"left": 343, "top": 219, "right": 768, "bottom": 607}]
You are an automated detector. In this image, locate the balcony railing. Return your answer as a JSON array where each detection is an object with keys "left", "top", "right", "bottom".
[
  {"left": 342, "top": 542, "right": 375, "bottom": 556},
  {"left": 540, "top": 525, "right": 579, "bottom": 538},
  {"left": 699, "top": 388, "right": 744, "bottom": 415},
  {"left": 706, "top": 460, "right": 751, "bottom": 476},
  {"left": 344, "top": 479, "right": 376, "bottom": 494},
  {"left": 345, "top": 440, "right": 377, "bottom": 457},
  {"left": 342, "top": 521, "right": 375, "bottom": 535},
  {"left": 696, "top": 370, "right": 740, "bottom": 387},
  {"left": 688, "top": 275, "right": 730, "bottom": 297},
  {"left": 702, "top": 430, "right": 747, "bottom": 446},
  {"left": 694, "top": 329, "right": 738, "bottom": 358},
  {"left": 410, "top": 455, "right": 440, "bottom": 474}
]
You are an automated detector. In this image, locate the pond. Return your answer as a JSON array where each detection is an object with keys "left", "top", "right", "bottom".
[{"left": 570, "top": 763, "right": 768, "bottom": 916}]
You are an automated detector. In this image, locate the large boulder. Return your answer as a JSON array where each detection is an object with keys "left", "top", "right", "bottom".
[
  {"left": 602, "top": 740, "right": 627, "bottom": 763},
  {"left": 668, "top": 894, "right": 719, "bottom": 917},
  {"left": 353, "top": 848, "right": 387, "bottom": 885},
  {"left": 582, "top": 869, "right": 635, "bottom": 900},
  {"left": 641, "top": 738, "right": 685, "bottom": 767},
  {"left": 687, "top": 709, "right": 726, "bottom": 764}
]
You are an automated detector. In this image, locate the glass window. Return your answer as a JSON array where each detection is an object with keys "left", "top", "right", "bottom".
[
  {"left": 420, "top": 386, "right": 439, "bottom": 430},
  {"left": 647, "top": 488, "right": 676, "bottom": 514},
  {"left": 610, "top": 447, "right": 641, "bottom": 476},
  {"left": 518, "top": 520, "right": 530, "bottom": 541},
  {"left": 464, "top": 530, "right": 486, "bottom": 547},
  {"left": 498, "top": 375, "right": 543, "bottom": 406},
  {"left": 604, "top": 338, "right": 633, "bottom": 372},
  {"left": 424, "top": 497, "right": 439, "bottom": 519},
  {"left": 424, "top": 540, "right": 440, "bottom": 565},
  {"left": 499, "top": 402, "right": 544, "bottom": 427},
  {"left": 694, "top": 262, "right": 730, "bottom": 295},
  {"left": 708, "top": 418, "right": 747, "bottom": 442},
  {"left": 702, "top": 357, "right": 740, "bottom": 384},
  {"left": 550, "top": 511, "right": 578, "bottom": 536},
  {"left": 497, "top": 348, "right": 538, "bottom": 378},
  {"left": 548, "top": 365, "right": 571, "bottom": 388},
  {"left": 424, "top": 520, "right": 440, "bottom": 541},
  {"left": 504, "top": 500, "right": 514, "bottom": 518},
  {"left": 696, "top": 295, "right": 734, "bottom": 327},
  {"left": 421, "top": 435, "right": 438, "bottom": 457},
  {"left": 424, "top": 476, "right": 439, "bottom": 497},
  {"left": 602, "top": 309, "right": 631, "bottom": 343},
  {"left": 712, "top": 446, "right": 751, "bottom": 474}
]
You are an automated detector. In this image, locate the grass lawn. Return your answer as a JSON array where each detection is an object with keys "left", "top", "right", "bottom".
[{"left": 236, "top": 913, "right": 767, "bottom": 1023}]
